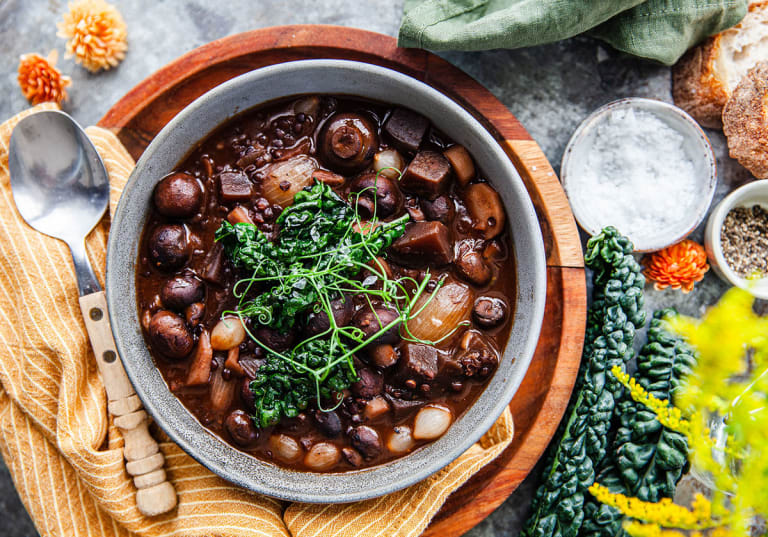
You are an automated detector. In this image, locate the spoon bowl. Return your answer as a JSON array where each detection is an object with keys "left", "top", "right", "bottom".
[{"left": 9, "top": 110, "right": 109, "bottom": 294}]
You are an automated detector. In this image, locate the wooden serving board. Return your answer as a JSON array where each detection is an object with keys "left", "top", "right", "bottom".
[{"left": 98, "top": 25, "right": 587, "bottom": 537}]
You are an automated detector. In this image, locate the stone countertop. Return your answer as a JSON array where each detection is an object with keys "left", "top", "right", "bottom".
[{"left": 0, "top": 1, "right": 748, "bottom": 536}]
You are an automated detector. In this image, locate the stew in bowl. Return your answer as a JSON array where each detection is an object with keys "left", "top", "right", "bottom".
[
  {"left": 107, "top": 60, "right": 546, "bottom": 502},
  {"left": 136, "top": 95, "right": 515, "bottom": 472}
]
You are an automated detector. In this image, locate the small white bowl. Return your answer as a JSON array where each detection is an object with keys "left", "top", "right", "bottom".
[
  {"left": 561, "top": 98, "right": 717, "bottom": 252},
  {"left": 705, "top": 180, "right": 768, "bottom": 298}
]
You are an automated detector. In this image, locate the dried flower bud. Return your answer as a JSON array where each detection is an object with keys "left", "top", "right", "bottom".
[
  {"left": 57, "top": 0, "right": 127, "bottom": 72},
  {"left": 17, "top": 51, "right": 71, "bottom": 105},
  {"left": 642, "top": 240, "right": 709, "bottom": 293}
]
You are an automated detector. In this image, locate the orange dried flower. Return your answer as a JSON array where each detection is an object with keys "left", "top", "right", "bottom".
[
  {"left": 57, "top": 0, "right": 127, "bottom": 72},
  {"left": 643, "top": 240, "right": 710, "bottom": 293},
  {"left": 17, "top": 51, "right": 71, "bottom": 105}
]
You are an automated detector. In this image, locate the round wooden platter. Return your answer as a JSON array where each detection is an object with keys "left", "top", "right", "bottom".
[{"left": 98, "top": 25, "right": 587, "bottom": 537}]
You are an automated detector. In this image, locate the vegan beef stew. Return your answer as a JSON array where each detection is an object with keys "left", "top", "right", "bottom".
[{"left": 136, "top": 95, "right": 516, "bottom": 472}]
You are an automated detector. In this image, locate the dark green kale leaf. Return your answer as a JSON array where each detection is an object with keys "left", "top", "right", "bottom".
[
  {"left": 580, "top": 309, "right": 697, "bottom": 537},
  {"left": 249, "top": 338, "right": 358, "bottom": 428},
  {"left": 522, "top": 227, "right": 646, "bottom": 537},
  {"left": 214, "top": 181, "right": 408, "bottom": 428},
  {"left": 215, "top": 181, "right": 406, "bottom": 332}
]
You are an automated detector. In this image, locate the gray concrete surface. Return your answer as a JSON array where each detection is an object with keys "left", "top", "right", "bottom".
[{"left": 0, "top": 0, "right": 744, "bottom": 535}]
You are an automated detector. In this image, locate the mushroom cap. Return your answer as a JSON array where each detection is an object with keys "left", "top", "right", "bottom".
[{"left": 317, "top": 112, "right": 378, "bottom": 173}]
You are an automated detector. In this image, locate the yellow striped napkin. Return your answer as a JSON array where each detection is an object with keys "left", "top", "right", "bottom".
[{"left": 0, "top": 104, "right": 514, "bottom": 537}]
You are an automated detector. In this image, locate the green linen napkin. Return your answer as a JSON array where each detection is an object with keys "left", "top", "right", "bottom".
[{"left": 398, "top": 0, "right": 747, "bottom": 65}]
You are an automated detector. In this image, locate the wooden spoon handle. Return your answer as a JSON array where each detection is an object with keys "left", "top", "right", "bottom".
[{"left": 79, "top": 291, "right": 177, "bottom": 517}]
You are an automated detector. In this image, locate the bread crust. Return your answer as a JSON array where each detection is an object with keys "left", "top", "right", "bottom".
[
  {"left": 672, "top": 1, "right": 768, "bottom": 129},
  {"left": 723, "top": 61, "right": 768, "bottom": 178},
  {"left": 672, "top": 35, "right": 729, "bottom": 129}
]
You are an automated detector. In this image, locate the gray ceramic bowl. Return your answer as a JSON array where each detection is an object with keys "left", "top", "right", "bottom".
[{"left": 106, "top": 59, "right": 546, "bottom": 503}]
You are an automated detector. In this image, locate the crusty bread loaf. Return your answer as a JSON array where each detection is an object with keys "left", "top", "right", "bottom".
[
  {"left": 673, "top": 1, "right": 768, "bottom": 129},
  {"left": 723, "top": 61, "right": 768, "bottom": 177}
]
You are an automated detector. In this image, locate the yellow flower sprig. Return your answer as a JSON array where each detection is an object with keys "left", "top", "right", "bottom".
[
  {"left": 610, "top": 366, "right": 740, "bottom": 461},
  {"left": 589, "top": 484, "right": 719, "bottom": 531},
  {"left": 611, "top": 366, "right": 691, "bottom": 436},
  {"left": 623, "top": 521, "right": 734, "bottom": 537},
  {"left": 668, "top": 289, "right": 768, "bottom": 416},
  {"left": 593, "top": 289, "right": 768, "bottom": 537},
  {"left": 622, "top": 523, "right": 684, "bottom": 537}
]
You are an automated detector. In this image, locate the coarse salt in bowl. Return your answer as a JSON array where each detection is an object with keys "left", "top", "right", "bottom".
[{"left": 561, "top": 98, "right": 717, "bottom": 252}]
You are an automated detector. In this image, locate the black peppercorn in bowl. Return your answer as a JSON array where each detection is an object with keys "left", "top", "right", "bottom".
[
  {"left": 705, "top": 180, "right": 768, "bottom": 298},
  {"left": 106, "top": 60, "right": 546, "bottom": 502}
]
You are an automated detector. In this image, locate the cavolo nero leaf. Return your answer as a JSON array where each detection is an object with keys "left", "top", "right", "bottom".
[
  {"left": 522, "top": 227, "right": 646, "bottom": 537},
  {"left": 580, "top": 309, "right": 697, "bottom": 537}
]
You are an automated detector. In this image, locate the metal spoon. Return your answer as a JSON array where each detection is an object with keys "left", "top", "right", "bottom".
[{"left": 9, "top": 110, "right": 177, "bottom": 516}]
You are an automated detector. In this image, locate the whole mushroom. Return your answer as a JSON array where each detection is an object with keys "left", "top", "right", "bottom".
[
  {"left": 148, "top": 310, "right": 194, "bottom": 360},
  {"left": 351, "top": 305, "right": 401, "bottom": 345},
  {"left": 225, "top": 409, "right": 258, "bottom": 446},
  {"left": 349, "top": 425, "right": 382, "bottom": 459},
  {"left": 318, "top": 113, "right": 378, "bottom": 173},
  {"left": 349, "top": 172, "right": 402, "bottom": 218},
  {"left": 473, "top": 296, "right": 508, "bottom": 328},
  {"left": 147, "top": 224, "right": 190, "bottom": 271},
  {"left": 161, "top": 275, "right": 205, "bottom": 311},
  {"left": 351, "top": 367, "right": 384, "bottom": 398},
  {"left": 313, "top": 409, "right": 343, "bottom": 438},
  {"left": 153, "top": 172, "right": 203, "bottom": 219},
  {"left": 305, "top": 297, "right": 354, "bottom": 336},
  {"left": 455, "top": 251, "right": 492, "bottom": 286}
]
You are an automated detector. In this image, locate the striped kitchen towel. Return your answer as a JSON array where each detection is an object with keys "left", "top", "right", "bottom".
[{"left": 0, "top": 104, "right": 514, "bottom": 537}]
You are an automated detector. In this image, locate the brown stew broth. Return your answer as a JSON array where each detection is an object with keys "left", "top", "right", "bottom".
[{"left": 136, "top": 95, "right": 516, "bottom": 471}]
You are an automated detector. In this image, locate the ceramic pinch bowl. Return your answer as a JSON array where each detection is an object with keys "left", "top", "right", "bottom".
[
  {"left": 560, "top": 98, "right": 717, "bottom": 252},
  {"left": 705, "top": 180, "right": 768, "bottom": 298},
  {"left": 106, "top": 59, "right": 548, "bottom": 503}
]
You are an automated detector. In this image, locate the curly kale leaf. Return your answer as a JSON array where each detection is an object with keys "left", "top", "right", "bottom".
[
  {"left": 617, "top": 309, "right": 695, "bottom": 499},
  {"left": 580, "top": 309, "right": 697, "bottom": 537},
  {"left": 249, "top": 338, "right": 358, "bottom": 428},
  {"left": 215, "top": 181, "right": 406, "bottom": 332},
  {"left": 214, "top": 218, "right": 279, "bottom": 274},
  {"left": 522, "top": 227, "right": 646, "bottom": 537},
  {"left": 215, "top": 181, "right": 407, "bottom": 428}
]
